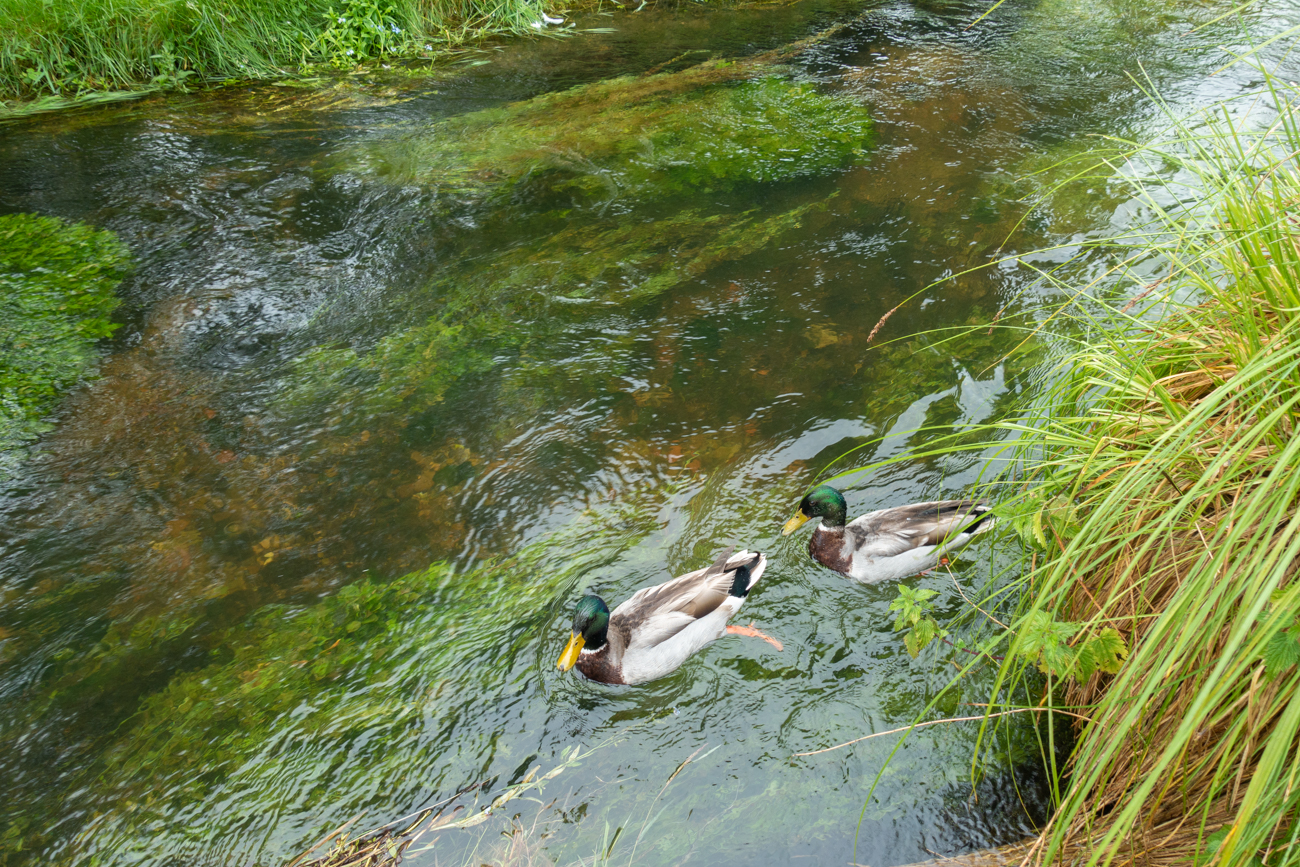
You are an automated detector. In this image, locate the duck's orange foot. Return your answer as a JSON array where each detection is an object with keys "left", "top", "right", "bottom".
[
  {"left": 920, "top": 556, "right": 953, "bottom": 576},
  {"left": 727, "top": 622, "right": 784, "bottom": 651}
]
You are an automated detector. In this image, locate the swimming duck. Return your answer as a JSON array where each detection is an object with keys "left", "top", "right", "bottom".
[
  {"left": 781, "top": 485, "right": 995, "bottom": 584},
  {"left": 556, "top": 548, "right": 778, "bottom": 685}
]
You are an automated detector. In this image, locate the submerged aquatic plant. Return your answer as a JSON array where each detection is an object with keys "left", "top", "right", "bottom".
[
  {"left": 349, "top": 64, "right": 875, "bottom": 204},
  {"left": 293, "top": 59, "right": 874, "bottom": 430},
  {"left": 0, "top": 213, "right": 130, "bottom": 472},
  {"left": 285, "top": 198, "right": 831, "bottom": 422},
  {"left": 48, "top": 492, "right": 662, "bottom": 865}
]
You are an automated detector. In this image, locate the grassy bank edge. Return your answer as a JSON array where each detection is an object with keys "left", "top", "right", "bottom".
[
  {"left": 0, "top": 0, "right": 570, "bottom": 115},
  {"left": 855, "top": 70, "right": 1300, "bottom": 867}
]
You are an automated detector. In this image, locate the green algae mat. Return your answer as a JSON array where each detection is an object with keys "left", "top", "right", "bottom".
[
  {"left": 292, "top": 62, "right": 873, "bottom": 424},
  {"left": 0, "top": 214, "right": 130, "bottom": 472}
]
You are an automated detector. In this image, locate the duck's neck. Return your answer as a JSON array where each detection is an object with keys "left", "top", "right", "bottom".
[
  {"left": 812, "top": 523, "right": 846, "bottom": 545},
  {"left": 819, "top": 504, "right": 847, "bottom": 529}
]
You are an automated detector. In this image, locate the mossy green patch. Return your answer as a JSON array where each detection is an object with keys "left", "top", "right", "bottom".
[
  {"left": 0, "top": 213, "right": 131, "bottom": 469},
  {"left": 285, "top": 197, "right": 832, "bottom": 423},
  {"left": 347, "top": 64, "right": 874, "bottom": 204},
  {"left": 49, "top": 497, "right": 659, "bottom": 864},
  {"left": 293, "top": 59, "right": 873, "bottom": 431}
]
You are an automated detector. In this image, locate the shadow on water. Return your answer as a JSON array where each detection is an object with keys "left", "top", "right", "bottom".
[{"left": 0, "top": 0, "right": 1296, "bottom": 864}]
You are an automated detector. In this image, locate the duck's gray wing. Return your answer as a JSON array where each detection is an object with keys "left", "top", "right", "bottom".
[
  {"left": 613, "top": 548, "right": 757, "bottom": 652},
  {"left": 846, "top": 501, "right": 992, "bottom": 556}
]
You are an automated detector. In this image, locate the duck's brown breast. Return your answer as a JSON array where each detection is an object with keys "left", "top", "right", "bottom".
[
  {"left": 576, "top": 649, "right": 626, "bottom": 685},
  {"left": 809, "top": 527, "right": 853, "bottom": 574}
]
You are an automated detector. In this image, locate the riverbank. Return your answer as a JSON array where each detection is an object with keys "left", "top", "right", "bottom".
[
  {"left": 0, "top": 0, "right": 567, "bottom": 113},
  {"left": 952, "top": 75, "right": 1300, "bottom": 866}
]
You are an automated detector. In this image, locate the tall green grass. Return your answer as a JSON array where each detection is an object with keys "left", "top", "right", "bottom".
[
  {"left": 0, "top": 0, "right": 552, "bottom": 104},
  {"left": 836, "top": 72, "right": 1300, "bottom": 867},
  {"left": 973, "top": 75, "right": 1300, "bottom": 866}
]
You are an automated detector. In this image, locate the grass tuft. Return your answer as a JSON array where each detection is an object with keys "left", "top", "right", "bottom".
[
  {"left": 834, "top": 67, "right": 1300, "bottom": 867},
  {"left": 0, "top": 0, "right": 553, "bottom": 104},
  {"left": 967, "top": 74, "right": 1300, "bottom": 867}
]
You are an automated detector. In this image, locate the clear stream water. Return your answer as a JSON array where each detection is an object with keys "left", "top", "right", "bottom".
[{"left": 1, "top": 1, "right": 1297, "bottom": 865}]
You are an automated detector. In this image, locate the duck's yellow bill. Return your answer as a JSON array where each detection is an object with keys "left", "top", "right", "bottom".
[
  {"left": 781, "top": 513, "right": 811, "bottom": 536},
  {"left": 557, "top": 632, "right": 585, "bottom": 670}
]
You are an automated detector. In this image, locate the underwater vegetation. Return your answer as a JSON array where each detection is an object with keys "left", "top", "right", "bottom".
[
  {"left": 348, "top": 68, "right": 876, "bottom": 201},
  {"left": 290, "top": 63, "right": 874, "bottom": 427},
  {"left": 26, "top": 495, "right": 661, "bottom": 864},
  {"left": 286, "top": 198, "right": 832, "bottom": 423},
  {"left": 0, "top": 213, "right": 130, "bottom": 473}
]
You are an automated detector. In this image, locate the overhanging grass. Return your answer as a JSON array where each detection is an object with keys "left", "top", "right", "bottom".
[
  {"left": 0, "top": 0, "right": 553, "bottom": 104},
  {"left": 967, "top": 77, "right": 1300, "bottom": 866},
  {"left": 829, "top": 70, "right": 1300, "bottom": 867}
]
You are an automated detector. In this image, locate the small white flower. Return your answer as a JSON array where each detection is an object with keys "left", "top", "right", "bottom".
[
  {"left": 337, "top": 15, "right": 346, "bottom": 22},
  {"left": 345, "top": 48, "right": 354, "bottom": 55},
  {"left": 390, "top": 23, "right": 401, "bottom": 32},
  {"left": 542, "top": 13, "right": 563, "bottom": 24},
  {"left": 424, "top": 43, "right": 432, "bottom": 49}
]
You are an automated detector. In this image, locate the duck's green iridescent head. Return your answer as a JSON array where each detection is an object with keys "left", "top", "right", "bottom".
[
  {"left": 781, "top": 485, "right": 848, "bottom": 535},
  {"left": 557, "top": 594, "right": 610, "bottom": 671}
]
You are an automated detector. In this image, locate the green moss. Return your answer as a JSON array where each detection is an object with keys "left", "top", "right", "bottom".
[
  {"left": 351, "top": 65, "right": 874, "bottom": 204},
  {"left": 285, "top": 197, "right": 832, "bottom": 422},
  {"left": 50, "top": 497, "right": 659, "bottom": 862},
  {"left": 0, "top": 213, "right": 130, "bottom": 467}
]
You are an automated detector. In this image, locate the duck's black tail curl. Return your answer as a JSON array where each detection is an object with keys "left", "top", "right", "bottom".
[
  {"left": 728, "top": 551, "right": 764, "bottom": 597},
  {"left": 965, "top": 504, "right": 996, "bottom": 535}
]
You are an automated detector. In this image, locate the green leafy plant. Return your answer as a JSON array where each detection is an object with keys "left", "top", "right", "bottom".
[
  {"left": 1258, "top": 590, "right": 1300, "bottom": 680},
  {"left": 889, "top": 585, "right": 947, "bottom": 658},
  {"left": 313, "top": 0, "right": 406, "bottom": 66},
  {"left": 891, "top": 586, "right": 1127, "bottom": 679},
  {"left": 1011, "top": 611, "right": 1127, "bottom": 683}
]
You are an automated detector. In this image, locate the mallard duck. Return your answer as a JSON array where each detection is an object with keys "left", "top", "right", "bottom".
[
  {"left": 556, "top": 548, "right": 779, "bottom": 685},
  {"left": 781, "top": 484, "right": 995, "bottom": 584}
]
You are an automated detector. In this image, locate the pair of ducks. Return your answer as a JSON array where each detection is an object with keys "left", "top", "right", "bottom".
[{"left": 556, "top": 485, "right": 995, "bottom": 685}]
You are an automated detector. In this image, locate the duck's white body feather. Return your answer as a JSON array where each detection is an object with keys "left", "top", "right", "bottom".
[
  {"left": 578, "top": 549, "right": 766, "bottom": 684},
  {"left": 811, "top": 501, "right": 994, "bottom": 584}
]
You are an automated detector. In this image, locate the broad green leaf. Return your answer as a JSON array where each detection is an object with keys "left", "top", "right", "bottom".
[
  {"left": 1083, "top": 628, "right": 1129, "bottom": 676},
  {"left": 1261, "top": 629, "right": 1300, "bottom": 679}
]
